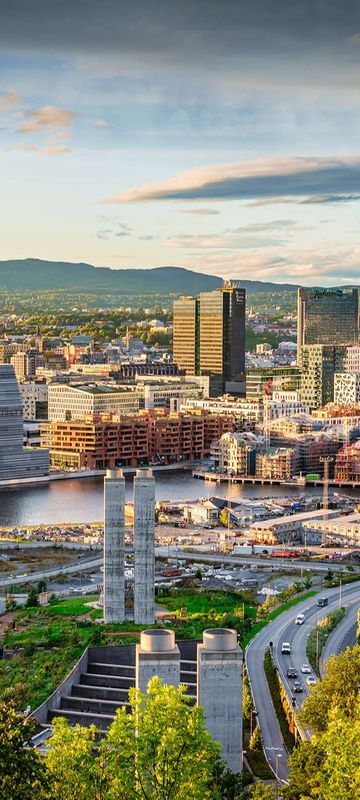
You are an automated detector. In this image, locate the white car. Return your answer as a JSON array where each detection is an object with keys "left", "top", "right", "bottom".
[
  {"left": 306, "top": 675, "right": 317, "bottom": 687},
  {"left": 295, "top": 613, "right": 305, "bottom": 625},
  {"left": 301, "top": 664, "right": 311, "bottom": 674},
  {"left": 281, "top": 642, "right": 291, "bottom": 655}
]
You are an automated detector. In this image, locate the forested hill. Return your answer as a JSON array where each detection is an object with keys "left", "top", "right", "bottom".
[{"left": 0, "top": 259, "right": 301, "bottom": 294}]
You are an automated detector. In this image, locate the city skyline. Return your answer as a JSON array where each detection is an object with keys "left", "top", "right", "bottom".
[{"left": 2, "top": 1, "right": 360, "bottom": 285}]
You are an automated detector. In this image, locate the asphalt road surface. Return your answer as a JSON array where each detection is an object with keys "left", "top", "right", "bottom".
[{"left": 246, "top": 580, "right": 360, "bottom": 783}]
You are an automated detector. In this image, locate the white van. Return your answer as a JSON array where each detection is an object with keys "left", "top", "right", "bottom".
[
  {"left": 281, "top": 642, "right": 291, "bottom": 654},
  {"left": 295, "top": 613, "right": 305, "bottom": 625}
]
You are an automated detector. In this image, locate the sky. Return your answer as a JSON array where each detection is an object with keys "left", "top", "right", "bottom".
[{"left": 1, "top": 0, "right": 360, "bottom": 285}]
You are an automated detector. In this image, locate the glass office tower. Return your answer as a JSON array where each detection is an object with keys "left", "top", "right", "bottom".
[
  {"left": 199, "top": 285, "right": 246, "bottom": 395},
  {"left": 297, "top": 288, "right": 359, "bottom": 362}
]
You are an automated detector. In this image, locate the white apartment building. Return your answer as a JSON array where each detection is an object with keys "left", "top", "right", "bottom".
[
  {"left": 217, "top": 431, "right": 264, "bottom": 474},
  {"left": 142, "top": 381, "right": 205, "bottom": 411},
  {"left": 344, "top": 345, "right": 360, "bottom": 373},
  {"left": 48, "top": 383, "right": 142, "bottom": 422},
  {"left": 181, "top": 396, "right": 262, "bottom": 428},
  {"left": 19, "top": 382, "right": 48, "bottom": 420},
  {"left": 334, "top": 372, "right": 360, "bottom": 405}
]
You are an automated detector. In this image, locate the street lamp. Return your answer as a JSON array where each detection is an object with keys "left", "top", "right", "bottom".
[{"left": 275, "top": 752, "right": 283, "bottom": 800}]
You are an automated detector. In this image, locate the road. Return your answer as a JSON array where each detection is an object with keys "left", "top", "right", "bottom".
[
  {"left": 319, "top": 598, "right": 360, "bottom": 677},
  {"left": 155, "top": 546, "right": 348, "bottom": 573},
  {"left": 0, "top": 556, "right": 103, "bottom": 588},
  {"left": 246, "top": 580, "right": 360, "bottom": 783}
]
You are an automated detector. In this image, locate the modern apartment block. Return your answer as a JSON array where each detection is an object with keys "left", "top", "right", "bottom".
[
  {"left": 299, "top": 345, "right": 347, "bottom": 408},
  {"left": 173, "top": 284, "right": 246, "bottom": 395},
  {"left": 255, "top": 447, "right": 295, "bottom": 481},
  {"left": 334, "top": 372, "right": 360, "bottom": 405},
  {"left": 19, "top": 382, "right": 48, "bottom": 420},
  {"left": 47, "top": 383, "right": 142, "bottom": 421},
  {"left": 0, "top": 364, "right": 49, "bottom": 481},
  {"left": 40, "top": 409, "right": 235, "bottom": 469},
  {"left": 297, "top": 288, "right": 359, "bottom": 362},
  {"left": 246, "top": 366, "right": 301, "bottom": 401}
]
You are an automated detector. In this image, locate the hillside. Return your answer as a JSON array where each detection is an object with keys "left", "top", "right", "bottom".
[{"left": 0, "top": 258, "right": 301, "bottom": 294}]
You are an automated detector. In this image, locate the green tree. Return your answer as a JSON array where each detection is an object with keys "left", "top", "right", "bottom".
[
  {"left": 48, "top": 677, "right": 220, "bottom": 800},
  {"left": 303, "top": 575, "right": 312, "bottom": 590},
  {"left": 316, "top": 700, "right": 360, "bottom": 800},
  {"left": 37, "top": 580, "right": 47, "bottom": 594},
  {"left": 248, "top": 784, "right": 276, "bottom": 799},
  {"left": 324, "top": 568, "right": 334, "bottom": 586},
  {"left": 242, "top": 670, "right": 254, "bottom": 722},
  {"left": 0, "top": 698, "right": 49, "bottom": 800},
  {"left": 300, "top": 644, "right": 360, "bottom": 733},
  {"left": 26, "top": 588, "right": 39, "bottom": 607},
  {"left": 249, "top": 724, "right": 262, "bottom": 753}
]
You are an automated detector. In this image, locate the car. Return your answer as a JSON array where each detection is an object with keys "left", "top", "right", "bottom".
[
  {"left": 292, "top": 681, "right": 303, "bottom": 693},
  {"left": 306, "top": 675, "right": 317, "bottom": 687},
  {"left": 295, "top": 613, "right": 305, "bottom": 625},
  {"left": 317, "top": 597, "right": 329, "bottom": 607},
  {"left": 287, "top": 667, "right": 298, "bottom": 678},
  {"left": 281, "top": 642, "right": 291, "bottom": 654},
  {"left": 301, "top": 664, "right": 311, "bottom": 674}
]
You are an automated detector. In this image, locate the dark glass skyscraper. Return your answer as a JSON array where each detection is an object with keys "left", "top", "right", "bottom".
[
  {"left": 173, "top": 284, "right": 246, "bottom": 395},
  {"left": 297, "top": 288, "right": 359, "bottom": 362}
]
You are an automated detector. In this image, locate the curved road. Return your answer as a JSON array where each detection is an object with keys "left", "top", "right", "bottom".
[{"left": 246, "top": 581, "right": 360, "bottom": 783}]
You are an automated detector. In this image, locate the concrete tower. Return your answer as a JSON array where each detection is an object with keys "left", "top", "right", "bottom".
[
  {"left": 103, "top": 469, "right": 126, "bottom": 623},
  {"left": 136, "top": 629, "right": 180, "bottom": 693},
  {"left": 133, "top": 468, "right": 155, "bottom": 625},
  {"left": 197, "top": 628, "right": 243, "bottom": 773}
]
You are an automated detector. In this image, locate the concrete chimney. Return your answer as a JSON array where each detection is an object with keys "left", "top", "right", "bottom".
[
  {"left": 197, "top": 628, "right": 243, "bottom": 773},
  {"left": 133, "top": 468, "right": 155, "bottom": 625},
  {"left": 103, "top": 469, "right": 125, "bottom": 623},
  {"left": 136, "top": 629, "right": 180, "bottom": 693}
]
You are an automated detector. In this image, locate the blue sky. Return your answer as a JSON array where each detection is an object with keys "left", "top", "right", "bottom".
[{"left": 1, "top": 0, "right": 360, "bottom": 285}]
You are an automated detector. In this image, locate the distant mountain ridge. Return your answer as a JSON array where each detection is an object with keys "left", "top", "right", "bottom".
[{"left": 0, "top": 257, "right": 347, "bottom": 294}]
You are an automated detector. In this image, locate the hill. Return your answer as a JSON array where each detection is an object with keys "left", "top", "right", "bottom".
[{"left": 0, "top": 258, "right": 301, "bottom": 294}]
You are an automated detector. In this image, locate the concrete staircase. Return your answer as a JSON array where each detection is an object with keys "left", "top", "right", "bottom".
[{"left": 46, "top": 641, "right": 198, "bottom": 731}]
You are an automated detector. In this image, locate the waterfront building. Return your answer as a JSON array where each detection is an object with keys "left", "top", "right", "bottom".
[
  {"left": 335, "top": 440, "right": 360, "bottom": 483},
  {"left": 255, "top": 447, "right": 295, "bottom": 481},
  {"left": 334, "top": 372, "right": 360, "bottom": 405},
  {"left": 0, "top": 364, "right": 49, "bottom": 481},
  {"left": 199, "top": 285, "right": 246, "bottom": 395},
  {"left": 19, "top": 382, "right": 48, "bottom": 420},
  {"left": 40, "top": 409, "right": 234, "bottom": 469},
  {"left": 216, "top": 431, "right": 264, "bottom": 475},
  {"left": 173, "top": 296, "right": 200, "bottom": 375},
  {"left": 181, "top": 396, "right": 263, "bottom": 430},
  {"left": 48, "top": 383, "right": 142, "bottom": 421},
  {"left": 299, "top": 345, "right": 347, "bottom": 408},
  {"left": 297, "top": 287, "right": 359, "bottom": 362},
  {"left": 246, "top": 366, "right": 301, "bottom": 401}
]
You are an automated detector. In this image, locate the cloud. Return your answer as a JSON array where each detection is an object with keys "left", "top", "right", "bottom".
[
  {"left": 91, "top": 118, "right": 114, "bottom": 127},
  {"left": 0, "top": 91, "right": 22, "bottom": 112},
  {"left": 7, "top": 143, "right": 70, "bottom": 156},
  {"left": 177, "top": 208, "right": 220, "bottom": 216},
  {"left": 96, "top": 222, "right": 133, "bottom": 240},
  {"left": 106, "top": 156, "right": 360, "bottom": 204},
  {"left": 165, "top": 233, "right": 288, "bottom": 251},
  {"left": 248, "top": 194, "right": 360, "bottom": 207},
  {"left": 17, "top": 106, "right": 75, "bottom": 134}
]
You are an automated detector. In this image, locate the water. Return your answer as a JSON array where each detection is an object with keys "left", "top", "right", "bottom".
[{"left": 0, "top": 472, "right": 358, "bottom": 526}]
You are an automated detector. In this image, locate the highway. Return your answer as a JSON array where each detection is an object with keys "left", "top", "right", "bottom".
[
  {"left": 0, "top": 556, "right": 103, "bottom": 588},
  {"left": 155, "top": 546, "right": 347, "bottom": 573},
  {"left": 246, "top": 580, "right": 360, "bottom": 783},
  {"left": 319, "top": 597, "right": 360, "bottom": 677}
]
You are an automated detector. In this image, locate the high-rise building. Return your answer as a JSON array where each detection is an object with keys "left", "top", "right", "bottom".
[
  {"left": 0, "top": 364, "right": 49, "bottom": 481},
  {"left": 199, "top": 285, "right": 246, "bottom": 394},
  {"left": 173, "top": 297, "right": 200, "bottom": 375},
  {"left": 297, "top": 288, "right": 359, "bottom": 362},
  {"left": 173, "top": 284, "right": 246, "bottom": 395},
  {"left": 246, "top": 366, "right": 301, "bottom": 401},
  {"left": 299, "top": 345, "right": 347, "bottom": 408}
]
